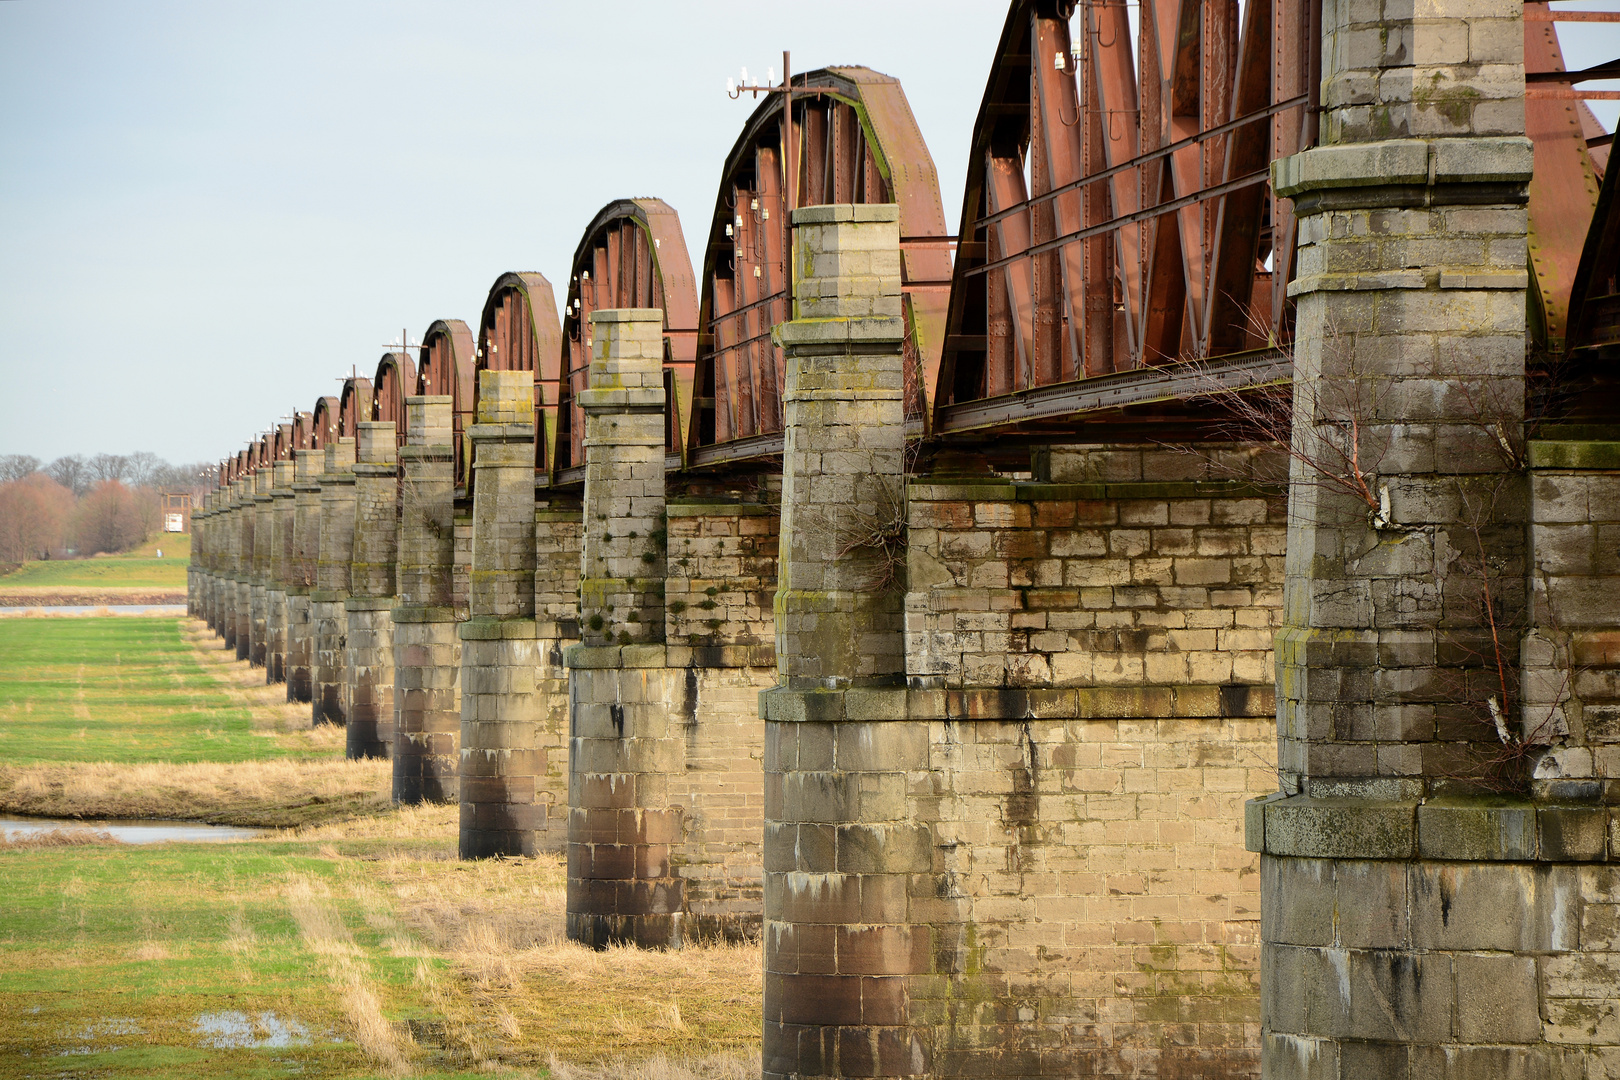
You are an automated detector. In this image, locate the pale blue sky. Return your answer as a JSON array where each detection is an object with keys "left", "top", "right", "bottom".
[
  {"left": 0, "top": 0, "right": 1006, "bottom": 462},
  {"left": 1, "top": 1, "right": 1616, "bottom": 464}
]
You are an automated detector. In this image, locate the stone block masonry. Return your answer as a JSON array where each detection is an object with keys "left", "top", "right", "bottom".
[
  {"left": 393, "top": 396, "right": 461, "bottom": 805},
  {"left": 460, "top": 369, "right": 546, "bottom": 858},
  {"left": 346, "top": 421, "right": 399, "bottom": 761},
  {"left": 285, "top": 448, "right": 322, "bottom": 704},
  {"left": 531, "top": 502, "right": 582, "bottom": 850},
  {"left": 761, "top": 205, "right": 1284, "bottom": 1077},
  {"left": 312, "top": 438, "right": 357, "bottom": 727}
]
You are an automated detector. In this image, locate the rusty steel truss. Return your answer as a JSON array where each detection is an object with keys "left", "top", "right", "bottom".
[{"left": 212, "top": 1, "right": 1620, "bottom": 492}]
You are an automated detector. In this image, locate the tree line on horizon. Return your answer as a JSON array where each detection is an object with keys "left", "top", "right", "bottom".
[{"left": 0, "top": 452, "right": 215, "bottom": 564}]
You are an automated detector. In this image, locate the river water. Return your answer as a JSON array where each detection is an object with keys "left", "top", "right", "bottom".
[
  {"left": 0, "top": 604, "right": 187, "bottom": 615},
  {"left": 0, "top": 817, "right": 264, "bottom": 843}
]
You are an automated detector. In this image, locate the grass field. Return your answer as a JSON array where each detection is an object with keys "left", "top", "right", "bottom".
[
  {"left": 0, "top": 618, "right": 314, "bottom": 765},
  {"left": 0, "top": 618, "right": 385, "bottom": 825},
  {"left": 0, "top": 617, "right": 763, "bottom": 1078},
  {"left": 0, "top": 553, "right": 188, "bottom": 591}
]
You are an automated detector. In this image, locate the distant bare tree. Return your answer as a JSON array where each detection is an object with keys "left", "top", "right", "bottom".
[
  {"left": 73, "top": 480, "right": 146, "bottom": 555},
  {"left": 89, "top": 453, "right": 132, "bottom": 485},
  {"left": 46, "top": 455, "right": 89, "bottom": 497},
  {"left": 0, "top": 455, "right": 41, "bottom": 483},
  {"left": 126, "top": 451, "right": 164, "bottom": 488},
  {"left": 0, "top": 474, "right": 74, "bottom": 561}
]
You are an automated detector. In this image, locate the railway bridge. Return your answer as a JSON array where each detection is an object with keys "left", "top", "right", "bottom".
[{"left": 190, "top": 0, "right": 1620, "bottom": 1074}]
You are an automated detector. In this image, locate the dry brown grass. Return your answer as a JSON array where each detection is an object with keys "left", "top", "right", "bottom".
[
  {"left": 0, "top": 756, "right": 390, "bottom": 826},
  {"left": 0, "top": 826, "right": 124, "bottom": 849},
  {"left": 545, "top": 1050, "right": 763, "bottom": 1080},
  {"left": 289, "top": 807, "right": 764, "bottom": 1070},
  {"left": 0, "top": 619, "right": 386, "bottom": 826},
  {"left": 287, "top": 873, "right": 411, "bottom": 1075}
]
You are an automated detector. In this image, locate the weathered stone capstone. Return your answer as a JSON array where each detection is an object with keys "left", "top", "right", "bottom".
[{"left": 393, "top": 396, "right": 461, "bottom": 805}]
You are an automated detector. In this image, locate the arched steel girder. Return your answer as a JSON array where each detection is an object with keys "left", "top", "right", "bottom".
[
  {"left": 372, "top": 351, "right": 416, "bottom": 449},
  {"left": 416, "top": 319, "right": 476, "bottom": 487},
  {"left": 554, "top": 198, "right": 699, "bottom": 482},
  {"left": 271, "top": 423, "right": 294, "bottom": 463},
  {"left": 691, "top": 65, "right": 951, "bottom": 464},
  {"left": 1527, "top": 0, "right": 1609, "bottom": 354},
  {"left": 338, "top": 378, "right": 374, "bottom": 439},
  {"left": 475, "top": 271, "right": 563, "bottom": 481},
  {"left": 311, "top": 396, "right": 340, "bottom": 450},
  {"left": 932, "top": 0, "right": 1315, "bottom": 441}
]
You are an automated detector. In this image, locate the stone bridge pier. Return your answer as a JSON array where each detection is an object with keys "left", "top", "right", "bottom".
[
  {"left": 392, "top": 396, "right": 461, "bottom": 804},
  {"left": 312, "top": 437, "right": 357, "bottom": 727},
  {"left": 249, "top": 466, "right": 271, "bottom": 669},
  {"left": 760, "top": 205, "right": 926, "bottom": 1078},
  {"left": 1246, "top": 0, "right": 1620, "bottom": 1073},
  {"left": 266, "top": 456, "right": 295, "bottom": 684},
  {"left": 233, "top": 476, "right": 251, "bottom": 660},
  {"left": 346, "top": 421, "right": 399, "bottom": 760},
  {"left": 285, "top": 447, "right": 320, "bottom": 704},
  {"left": 459, "top": 370, "right": 547, "bottom": 858}
]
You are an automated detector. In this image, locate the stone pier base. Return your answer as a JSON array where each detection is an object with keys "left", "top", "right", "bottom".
[
  {"left": 567, "top": 648, "right": 772, "bottom": 950},
  {"left": 392, "top": 610, "right": 461, "bottom": 805},
  {"left": 249, "top": 583, "right": 267, "bottom": 668},
  {"left": 285, "top": 592, "right": 313, "bottom": 703},
  {"left": 265, "top": 588, "right": 287, "bottom": 683},
  {"left": 567, "top": 656, "right": 686, "bottom": 950},
  {"left": 311, "top": 595, "right": 347, "bottom": 726},
  {"left": 459, "top": 620, "right": 561, "bottom": 858},
  {"left": 234, "top": 580, "right": 251, "bottom": 660},
  {"left": 1251, "top": 798, "right": 1616, "bottom": 1077},
  {"left": 344, "top": 599, "right": 394, "bottom": 760}
]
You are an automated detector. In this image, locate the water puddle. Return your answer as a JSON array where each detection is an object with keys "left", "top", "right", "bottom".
[
  {"left": 59, "top": 1018, "right": 142, "bottom": 1055},
  {"left": 0, "top": 817, "right": 264, "bottom": 844},
  {"left": 194, "top": 1011, "right": 312, "bottom": 1049}
]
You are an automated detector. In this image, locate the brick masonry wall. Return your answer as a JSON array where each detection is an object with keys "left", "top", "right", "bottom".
[
  {"left": 1524, "top": 441, "right": 1620, "bottom": 790},
  {"left": 666, "top": 504, "right": 779, "bottom": 652},
  {"left": 907, "top": 461, "right": 1286, "bottom": 692}
]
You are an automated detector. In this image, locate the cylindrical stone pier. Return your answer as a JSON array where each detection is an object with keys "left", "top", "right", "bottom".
[
  {"left": 565, "top": 308, "right": 685, "bottom": 950},
  {"left": 285, "top": 448, "right": 320, "bottom": 704},
  {"left": 233, "top": 477, "right": 251, "bottom": 660},
  {"left": 346, "top": 421, "right": 399, "bottom": 760},
  {"left": 249, "top": 467, "right": 272, "bottom": 668},
  {"left": 459, "top": 369, "right": 544, "bottom": 858},
  {"left": 312, "top": 438, "right": 357, "bottom": 727},
  {"left": 1244, "top": 1, "right": 1610, "bottom": 1074},
  {"left": 393, "top": 395, "right": 461, "bottom": 804},
  {"left": 759, "top": 205, "right": 928, "bottom": 1078},
  {"left": 266, "top": 458, "right": 295, "bottom": 684}
]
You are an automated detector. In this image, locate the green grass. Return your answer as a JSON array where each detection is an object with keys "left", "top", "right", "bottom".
[
  {"left": 0, "top": 836, "right": 470, "bottom": 1080},
  {"left": 0, "top": 618, "right": 304, "bottom": 764},
  {"left": 0, "top": 554, "right": 188, "bottom": 590}
]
